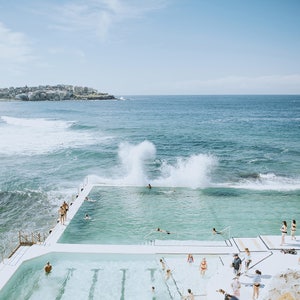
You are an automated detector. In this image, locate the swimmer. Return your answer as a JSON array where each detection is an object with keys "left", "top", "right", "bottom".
[
  {"left": 182, "top": 288, "right": 195, "bottom": 300},
  {"left": 84, "top": 214, "right": 91, "bottom": 220},
  {"left": 165, "top": 269, "right": 171, "bottom": 280},
  {"left": 147, "top": 183, "right": 152, "bottom": 189},
  {"left": 44, "top": 262, "right": 52, "bottom": 274},
  {"left": 212, "top": 228, "right": 221, "bottom": 235},
  {"left": 85, "top": 197, "right": 96, "bottom": 202},
  {"left": 160, "top": 258, "right": 166, "bottom": 271},
  {"left": 157, "top": 228, "right": 171, "bottom": 234}
]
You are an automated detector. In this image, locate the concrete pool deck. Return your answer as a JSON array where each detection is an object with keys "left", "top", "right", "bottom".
[{"left": 1, "top": 184, "right": 300, "bottom": 299}]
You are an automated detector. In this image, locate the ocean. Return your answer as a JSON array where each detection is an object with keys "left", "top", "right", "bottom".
[{"left": 0, "top": 95, "right": 300, "bottom": 254}]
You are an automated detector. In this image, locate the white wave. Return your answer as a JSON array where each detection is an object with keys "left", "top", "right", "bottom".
[
  {"left": 0, "top": 116, "right": 102, "bottom": 155},
  {"left": 226, "top": 172, "right": 300, "bottom": 191},
  {"left": 152, "top": 154, "right": 217, "bottom": 188},
  {"left": 89, "top": 140, "right": 217, "bottom": 189},
  {"left": 118, "top": 140, "right": 156, "bottom": 186},
  {"left": 1, "top": 116, "right": 73, "bottom": 129}
]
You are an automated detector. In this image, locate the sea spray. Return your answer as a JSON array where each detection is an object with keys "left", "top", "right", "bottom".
[
  {"left": 118, "top": 140, "right": 156, "bottom": 185},
  {"left": 153, "top": 154, "right": 218, "bottom": 188},
  {"left": 89, "top": 144, "right": 217, "bottom": 188}
]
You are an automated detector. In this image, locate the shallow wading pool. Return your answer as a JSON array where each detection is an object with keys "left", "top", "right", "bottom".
[{"left": 0, "top": 253, "right": 221, "bottom": 300}]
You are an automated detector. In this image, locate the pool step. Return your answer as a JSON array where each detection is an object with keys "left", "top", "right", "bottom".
[{"left": 7, "top": 246, "right": 30, "bottom": 266}]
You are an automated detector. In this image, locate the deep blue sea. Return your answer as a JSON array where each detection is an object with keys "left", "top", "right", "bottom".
[{"left": 1, "top": 95, "right": 300, "bottom": 253}]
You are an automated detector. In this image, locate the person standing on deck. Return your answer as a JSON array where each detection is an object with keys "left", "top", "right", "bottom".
[
  {"left": 231, "top": 254, "right": 242, "bottom": 275},
  {"left": 291, "top": 220, "right": 296, "bottom": 240},
  {"left": 280, "top": 220, "right": 288, "bottom": 245},
  {"left": 252, "top": 270, "right": 262, "bottom": 300},
  {"left": 231, "top": 275, "right": 241, "bottom": 298},
  {"left": 62, "top": 201, "right": 69, "bottom": 222},
  {"left": 244, "top": 248, "right": 252, "bottom": 274},
  {"left": 58, "top": 206, "right": 65, "bottom": 225}
]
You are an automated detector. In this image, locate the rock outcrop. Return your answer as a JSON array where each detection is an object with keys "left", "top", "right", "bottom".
[{"left": 0, "top": 85, "right": 115, "bottom": 101}]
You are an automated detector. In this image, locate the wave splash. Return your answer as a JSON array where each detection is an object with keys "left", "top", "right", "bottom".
[
  {"left": 88, "top": 141, "right": 300, "bottom": 191},
  {"left": 91, "top": 140, "right": 218, "bottom": 189},
  {"left": 154, "top": 154, "right": 217, "bottom": 188}
]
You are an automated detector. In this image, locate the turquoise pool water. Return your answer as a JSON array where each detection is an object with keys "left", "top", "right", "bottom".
[
  {"left": 58, "top": 186, "right": 298, "bottom": 244},
  {"left": 0, "top": 253, "right": 221, "bottom": 300}
]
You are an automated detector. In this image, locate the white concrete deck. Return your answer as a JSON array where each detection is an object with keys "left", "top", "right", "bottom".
[{"left": 1, "top": 183, "right": 300, "bottom": 299}]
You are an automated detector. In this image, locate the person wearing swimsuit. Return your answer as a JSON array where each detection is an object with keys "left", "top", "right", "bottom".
[
  {"left": 252, "top": 270, "right": 262, "bottom": 299},
  {"left": 187, "top": 254, "right": 194, "bottom": 264},
  {"left": 291, "top": 220, "right": 296, "bottom": 240},
  {"left": 280, "top": 220, "right": 287, "bottom": 245},
  {"left": 200, "top": 258, "right": 207, "bottom": 276},
  {"left": 244, "top": 248, "right": 252, "bottom": 273}
]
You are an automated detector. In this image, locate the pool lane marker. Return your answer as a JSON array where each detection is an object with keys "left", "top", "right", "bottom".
[
  {"left": 55, "top": 268, "right": 76, "bottom": 300},
  {"left": 88, "top": 268, "right": 101, "bottom": 300},
  {"left": 120, "top": 268, "right": 128, "bottom": 300}
]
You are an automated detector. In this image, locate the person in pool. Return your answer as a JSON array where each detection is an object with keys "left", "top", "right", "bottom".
[
  {"left": 157, "top": 227, "right": 171, "bottom": 234},
  {"left": 212, "top": 228, "right": 221, "bottom": 234},
  {"left": 84, "top": 214, "right": 91, "bottom": 220},
  {"left": 44, "top": 262, "right": 52, "bottom": 274}
]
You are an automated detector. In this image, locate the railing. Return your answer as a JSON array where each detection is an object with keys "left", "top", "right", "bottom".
[
  {"left": 18, "top": 231, "right": 46, "bottom": 246},
  {"left": 1, "top": 231, "right": 47, "bottom": 261}
]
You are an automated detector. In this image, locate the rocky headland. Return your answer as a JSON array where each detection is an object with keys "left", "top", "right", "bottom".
[{"left": 0, "top": 85, "right": 116, "bottom": 101}]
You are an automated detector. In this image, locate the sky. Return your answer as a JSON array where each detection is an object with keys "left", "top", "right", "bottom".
[{"left": 0, "top": 0, "right": 300, "bottom": 95}]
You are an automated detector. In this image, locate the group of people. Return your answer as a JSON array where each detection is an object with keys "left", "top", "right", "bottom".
[
  {"left": 221, "top": 249, "right": 262, "bottom": 300},
  {"left": 186, "top": 254, "right": 208, "bottom": 276},
  {"left": 159, "top": 258, "right": 172, "bottom": 280},
  {"left": 159, "top": 257, "right": 196, "bottom": 299},
  {"left": 280, "top": 219, "right": 297, "bottom": 245},
  {"left": 58, "top": 201, "right": 69, "bottom": 225},
  {"left": 158, "top": 255, "right": 209, "bottom": 299}
]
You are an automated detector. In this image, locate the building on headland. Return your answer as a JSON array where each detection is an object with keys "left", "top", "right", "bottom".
[{"left": 0, "top": 84, "right": 115, "bottom": 101}]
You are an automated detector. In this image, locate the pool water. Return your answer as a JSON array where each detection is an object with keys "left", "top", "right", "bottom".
[
  {"left": 0, "top": 253, "right": 221, "bottom": 300},
  {"left": 59, "top": 186, "right": 298, "bottom": 244}
]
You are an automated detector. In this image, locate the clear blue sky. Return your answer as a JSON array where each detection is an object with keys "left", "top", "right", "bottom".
[{"left": 0, "top": 0, "right": 299, "bottom": 95}]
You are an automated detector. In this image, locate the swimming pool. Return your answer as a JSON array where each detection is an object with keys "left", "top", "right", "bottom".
[
  {"left": 58, "top": 186, "right": 298, "bottom": 244},
  {"left": 0, "top": 253, "right": 221, "bottom": 300}
]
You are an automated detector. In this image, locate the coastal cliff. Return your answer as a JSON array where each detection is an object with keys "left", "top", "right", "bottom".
[{"left": 0, "top": 85, "right": 115, "bottom": 101}]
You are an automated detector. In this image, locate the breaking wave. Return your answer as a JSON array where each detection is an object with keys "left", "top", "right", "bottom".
[
  {"left": 0, "top": 116, "right": 102, "bottom": 156},
  {"left": 90, "top": 140, "right": 218, "bottom": 189}
]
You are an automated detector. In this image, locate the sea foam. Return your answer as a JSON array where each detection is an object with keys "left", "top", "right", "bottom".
[
  {"left": 0, "top": 116, "right": 98, "bottom": 155},
  {"left": 227, "top": 172, "right": 300, "bottom": 191}
]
